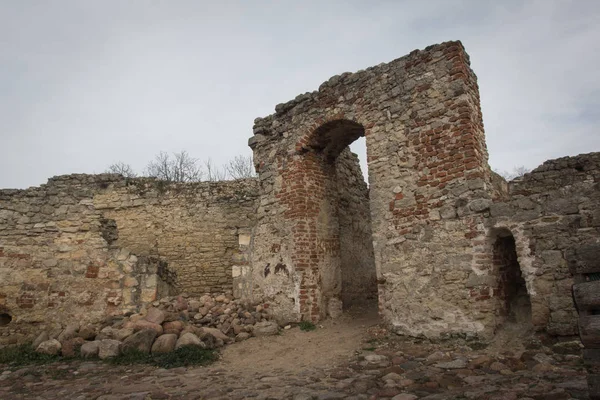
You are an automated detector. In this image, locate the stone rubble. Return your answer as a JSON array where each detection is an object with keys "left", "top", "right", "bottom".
[{"left": 30, "top": 292, "right": 276, "bottom": 359}]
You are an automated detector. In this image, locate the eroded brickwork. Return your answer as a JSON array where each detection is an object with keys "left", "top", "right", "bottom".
[
  {"left": 248, "top": 41, "right": 498, "bottom": 335},
  {"left": 0, "top": 175, "right": 165, "bottom": 345},
  {"left": 484, "top": 153, "right": 600, "bottom": 336}
]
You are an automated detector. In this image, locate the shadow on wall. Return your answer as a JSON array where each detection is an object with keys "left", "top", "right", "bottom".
[
  {"left": 491, "top": 228, "right": 532, "bottom": 327},
  {"left": 0, "top": 312, "right": 11, "bottom": 326}
]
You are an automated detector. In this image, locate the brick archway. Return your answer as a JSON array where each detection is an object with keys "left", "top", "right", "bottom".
[
  {"left": 283, "top": 118, "right": 377, "bottom": 321},
  {"left": 248, "top": 41, "right": 497, "bottom": 336}
]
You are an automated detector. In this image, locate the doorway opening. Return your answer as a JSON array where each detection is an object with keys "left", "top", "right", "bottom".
[
  {"left": 300, "top": 119, "right": 378, "bottom": 318},
  {"left": 492, "top": 229, "right": 532, "bottom": 325}
]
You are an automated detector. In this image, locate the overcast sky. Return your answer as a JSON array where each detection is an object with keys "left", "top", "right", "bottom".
[{"left": 1, "top": 0, "right": 599, "bottom": 189}]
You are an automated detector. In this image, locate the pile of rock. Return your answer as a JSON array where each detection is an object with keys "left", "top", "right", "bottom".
[{"left": 32, "top": 293, "right": 279, "bottom": 359}]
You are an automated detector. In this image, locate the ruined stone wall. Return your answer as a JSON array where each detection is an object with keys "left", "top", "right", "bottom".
[
  {"left": 336, "top": 149, "right": 377, "bottom": 309},
  {"left": 484, "top": 153, "right": 600, "bottom": 335},
  {"left": 94, "top": 178, "right": 258, "bottom": 295},
  {"left": 248, "top": 41, "right": 498, "bottom": 336},
  {"left": 0, "top": 174, "right": 259, "bottom": 344},
  {"left": 0, "top": 175, "right": 167, "bottom": 345}
]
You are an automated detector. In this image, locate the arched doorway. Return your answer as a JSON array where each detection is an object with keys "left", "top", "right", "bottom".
[
  {"left": 492, "top": 229, "right": 532, "bottom": 326},
  {"left": 294, "top": 119, "right": 378, "bottom": 320}
]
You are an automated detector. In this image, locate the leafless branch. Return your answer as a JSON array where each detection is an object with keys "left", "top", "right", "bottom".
[
  {"left": 106, "top": 161, "right": 137, "bottom": 178},
  {"left": 225, "top": 154, "right": 256, "bottom": 179}
]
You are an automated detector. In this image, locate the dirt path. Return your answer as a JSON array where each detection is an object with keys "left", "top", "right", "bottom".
[{"left": 218, "top": 306, "right": 380, "bottom": 374}]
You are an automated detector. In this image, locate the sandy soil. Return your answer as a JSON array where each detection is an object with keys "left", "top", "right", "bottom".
[{"left": 218, "top": 305, "right": 380, "bottom": 375}]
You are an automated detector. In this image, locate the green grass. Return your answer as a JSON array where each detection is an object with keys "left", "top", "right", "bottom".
[
  {"left": 0, "top": 344, "right": 60, "bottom": 367},
  {"left": 109, "top": 345, "right": 218, "bottom": 369},
  {"left": 0, "top": 343, "right": 218, "bottom": 370},
  {"left": 298, "top": 321, "right": 317, "bottom": 332}
]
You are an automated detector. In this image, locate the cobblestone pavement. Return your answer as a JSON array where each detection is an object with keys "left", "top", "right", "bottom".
[{"left": 0, "top": 318, "right": 590, "bottom": 400}]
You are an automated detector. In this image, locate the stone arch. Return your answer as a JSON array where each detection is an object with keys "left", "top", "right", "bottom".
[
  {"left": 297, "top": 118, "right": 367, "bottom": 159},
  {"left": 248, "top": 41, "right": 495, "bottom": 335},
  {"left": 489, "top": 227, "right": 532, "bottom": 327},
  {"left": 288, "top": 118, "right": 377, "bottom": 321}
]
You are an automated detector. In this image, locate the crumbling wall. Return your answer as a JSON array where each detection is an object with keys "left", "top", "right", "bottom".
[
  {"left": 248, "top": 40, "right": 498, "bottom": 337},
  {"left": 484, "top": 153, "right": 600, "bottom": 335},
  {"left": 94, "top": 178, "right": 259, "bottom": 295},
  {"left": 336, "top": 149, "right": 377, "bottom": 308},
  {"left": 0, "top": 174, "right": 259, "bottom": 344},
  {"left": 0, "top": 175, "right": 167, "bottom": 345}
]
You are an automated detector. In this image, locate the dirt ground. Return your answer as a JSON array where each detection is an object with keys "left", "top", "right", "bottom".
[{"left": 219, "top": 306, "right": 380, "bottom": 374}]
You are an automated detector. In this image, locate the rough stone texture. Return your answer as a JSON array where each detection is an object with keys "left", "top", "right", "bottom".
[
  {"left": 247, "top": 40, "right": 496, "bottom": 337},
  {"left": 120, "top": 329, "right": 157, "bottom": 354},
  {"left": 253, "top": 321, "right": 279, "bottom": 337},
  {"left": 61, "top": 337, "right": 85, "bottom": 358},
  {"left": 79, "top": 340, "right": 100, "bottom": 358},
  {"left": 175, "top": 332, "right": 203, "bottom": 349},
  {"left": 35, "top": 339, "right": 61, "bottom": 355},
  {"left": 0, "top": 174, "right": 257, "bottom": 345},
  {"left": 97, "top": 339, "right": 121, "bottom": 359},
  {"left": 485, "top": 153, "right": 600, "bottom": 335},
  {"left": 151, "top": 333, "right": 177, "bottom": 354},
  {"left": 94, "top": 177, "right": 258, "bottom": 295}
]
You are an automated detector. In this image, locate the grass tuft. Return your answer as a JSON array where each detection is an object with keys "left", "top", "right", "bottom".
[
  {"left": 0, "top": 343, "right": 218, "bottom": 369},
  {"left": 299, "top": 321, "right": 317, "bottom": 332},
  {"left": 108, "top": 345, "right": 218, "bottom": 369},
  {"left": 0, "top": 344, "right": 60, "bottom": 367}
]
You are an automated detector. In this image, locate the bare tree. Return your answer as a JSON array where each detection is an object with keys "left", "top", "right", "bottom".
[
  {"left": 225, "top": 154, "right": 256, "bottom": 179},
  {"left": 106, "top": 162, "right": 137, "bottom": 178},
  {"left": 496, "top": 165, "right": 530, "bottom": 181},
  {"left": 145, "top": 151, "right": 202, "bottom": 182},
  {"left": 204, "top": 158, "right": 228, "bottom": 182}
]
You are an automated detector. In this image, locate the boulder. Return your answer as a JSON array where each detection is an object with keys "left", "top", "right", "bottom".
[
  {"left": 253, "top": 321, "right": 279, "bottom": 337},
  {"left": 175, "top": 296, "right": 188, "bottom": 311},
  {"left": 236, "top": 332, "right": 251, "bottom": 342},
  {"left": 215, "top": 294, "right": 228, "bottom": 303},
  {"left": 201, "top": 333, "right": 217, "bottom": 349},
  {"left": 61, "top": 337, "right": 86, "bottom": 358},
  {"left": 145, "top": 308, "right": 165, "bottom": 325},
  {"left": 132, "top": 320, "right": 163, "bottom": 335},
  {"left": 188, "top": 300, "right": 201, "bottom": 312},
  {"left": 80, "top": 341, "right": 100, "bottom": 358},
  {"left": 98, "top": 339, "right": 121, "bottom": 359},
  {"left": 151, "top": 334, "right": 178, "bottom": 354},
  {"left": 36, "top": 339, "right": 61, "bottom": 356},
  {"left": 176, "top": 332, "right": 205, "bottom": 349},
  {"left": 32, "top": 331, "right": 49, "bottom": 350},
  {"left": 121, "top": 329, "right": 157, "bottom": 354},
  {"left": 162, "top": 312, "right": 180, "bottom": 323},
  {"left": 163, "top": 320, "right": 184, "bottom": 335},
  {"left": 201, "top": 327, "right": 230, "bottom": 341},
  {"left": 78, "top": 325, "right": 97, "bottom": 340},
  {"left": 57, "top": 323, "right": 80, "bottom": 343},
  {"left": 97, "top": 326, "right": 134, "bottom": 341}
]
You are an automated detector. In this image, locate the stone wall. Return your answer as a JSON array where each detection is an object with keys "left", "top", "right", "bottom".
[
  {"left": 0, "top": 175, "right": 163, "bottom": 345},
  {"left": 336, "top": 149, "right": 377, "bottom": 309},
  {"left": 484, "top": 153, "right": 600, "bottom": 336},
  {"left": 94, "top": 178, "right": 258, "bottom": 295},
  {"left": 0, "top": 174, "right": 259, "bottom": 344},
  {"left": 247, "top": 40, "right": 499, "bottom": 336},
  {"left": 2, "top": 39, "right": 597, "bottom": 344}
]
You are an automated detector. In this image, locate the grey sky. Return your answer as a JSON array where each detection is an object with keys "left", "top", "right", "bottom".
[{"left": 1, "top": 0, "right": 599, "bottom": 189}]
